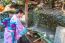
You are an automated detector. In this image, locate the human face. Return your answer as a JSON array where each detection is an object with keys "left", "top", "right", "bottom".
[{"left": 17, "top": 13, "right": 23, "bottom": 18}]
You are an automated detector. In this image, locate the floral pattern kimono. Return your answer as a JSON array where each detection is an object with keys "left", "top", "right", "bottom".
[{"left": 3, "top": 14, "right": 28, "bottom": 43}]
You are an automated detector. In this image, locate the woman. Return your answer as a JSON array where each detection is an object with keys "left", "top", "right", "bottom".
[{"left": 10, "top": 9, "right": 28, "bottom": 43}]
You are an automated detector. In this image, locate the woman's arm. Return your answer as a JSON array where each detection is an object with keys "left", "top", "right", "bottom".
[{"left": 19, "top": 27, "right": 28, "bottom": 36}]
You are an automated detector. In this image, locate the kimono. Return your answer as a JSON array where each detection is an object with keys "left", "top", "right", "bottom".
[
  {"left": 2, "top": 18, "right": 12, "bottom": 43},
  {"left": 3, "top": 14, "right": 28, "bottom": 43},
  {"left": 4, "top": 26, "right": 14, "bottom": 43}
]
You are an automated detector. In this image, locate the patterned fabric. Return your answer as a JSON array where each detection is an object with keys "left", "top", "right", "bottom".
[
  {"left": 4, "top": 27, "right": 13, "bottom": 43},
  {"left": 4, "top": 14, "right": 28, "bottom": 43},
  {"left": 10, "top": 14, "right": 24, "bottom": 40}
]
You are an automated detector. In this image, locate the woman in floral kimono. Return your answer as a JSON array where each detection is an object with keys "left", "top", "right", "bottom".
[{"left": 10, "top": 9, "right": 28, "bottom": 39}]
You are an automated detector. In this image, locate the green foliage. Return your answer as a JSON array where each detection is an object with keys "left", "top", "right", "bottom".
[
  {"left": 2, "top": 0, "right": 25, "bottom": 8},
  {"left": 38, "top": 13, "right": 57, "bottom": 31},
  {"left": 32, "top": 7, "right": 56, "bottom": 31},
  {"left": 16, "top": 0, "right": 25, "bottom": 5},
  {"left": 55, "top": 15, "right": 65, "bottom": 27},
  {"left": 32, "top": 7, "right": 65, "bottom": 31},
  {"left": 28, "top": 13, "right": 34, "bottom": 27},
  {"left": 2, "top": 0, "right": 12, "bottom": 6}
]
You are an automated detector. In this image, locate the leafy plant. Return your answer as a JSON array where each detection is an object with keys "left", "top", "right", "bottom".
[{"left": 2, "top": 0, "right": 12, "bottom": 6}]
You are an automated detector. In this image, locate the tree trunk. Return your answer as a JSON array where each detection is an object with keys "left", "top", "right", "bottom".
[{"left": 25, "top": 0, "right": 29, "bottom": 27}]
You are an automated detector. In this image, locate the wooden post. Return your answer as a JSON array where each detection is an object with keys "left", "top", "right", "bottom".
[{"left": 25, "top": 0, "right": 29, "bottom": 27}]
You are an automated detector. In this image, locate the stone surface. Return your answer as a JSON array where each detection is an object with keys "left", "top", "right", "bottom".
[{"left": 54, "top": 26, "right": 65, "bottom": 43}]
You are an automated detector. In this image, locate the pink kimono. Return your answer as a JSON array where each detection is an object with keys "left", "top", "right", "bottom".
[
  {"left": 4, "top": 27, "right": 13, "bottom": 43},
  {"left": 4, "top": 14, "right": 28, "bottom": 43}
]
